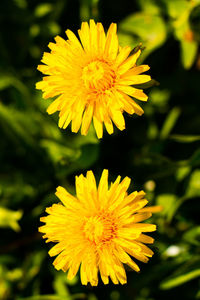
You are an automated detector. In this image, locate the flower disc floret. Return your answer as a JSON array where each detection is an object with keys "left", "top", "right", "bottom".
[
  {"left": 83, "top": 213, "right": 117, "bottom": 245},
  {"left": 82, "top": 60, "right": 116, "bottom": 92},
  {"left": 36, "top": 20, "right": 151, "bottom": 138}
]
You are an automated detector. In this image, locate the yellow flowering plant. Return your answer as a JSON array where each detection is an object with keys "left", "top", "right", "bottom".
[
  {"left": 39, "top": 170, "right": 162, "bottom": 286},
  {"left": 36, "top": 20, "right": 151, "bottom": 138}
]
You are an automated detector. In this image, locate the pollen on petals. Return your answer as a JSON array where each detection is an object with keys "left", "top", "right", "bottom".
[
  {"left": 39, "top": 170, "right": 160, "bottom": 286},
  {"left": 36, "top": 20, "right": 151, "bottom": 138}
]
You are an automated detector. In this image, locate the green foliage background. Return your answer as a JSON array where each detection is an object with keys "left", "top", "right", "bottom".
[{"left": 1, "top": 0, "right": 200, "bottom": 299}]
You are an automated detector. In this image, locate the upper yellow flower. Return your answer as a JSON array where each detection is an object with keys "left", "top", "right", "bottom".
[
  {"left": 39, "top": 170, "right": 161, "bottom": 286},
  {"left": 36, "top": 20, "right": 151, "bottom": 138}
]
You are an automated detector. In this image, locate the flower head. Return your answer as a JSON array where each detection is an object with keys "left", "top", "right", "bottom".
[
  {"left": 39, "top": 170, "right": 161, "bottom": 286},
  {"left": 36, "top": 20, "right": 151, "bottom": 138}
]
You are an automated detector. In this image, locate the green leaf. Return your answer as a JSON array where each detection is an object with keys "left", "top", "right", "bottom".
[
  {"left": 149, "top": 88, "right": 171, "bottom": 107},
  {"left": 180, "top": 39, "right": 198, "bottom": 69},
  {"left": 158, "top": 170, "right": 200, "bottom": 220},
  {"left": 6, "top": 268, "right": 23, "bottom": 281},
  {"left": 0, "top": 74, "right": 30, "bottom": 102},
  {"left": 160, "top": 269, "right": 200, "bottom": 289},
  {"left": 160, "top": 107, "right": 181, "bottom": 140},
  {"left": 58, "top": 144, "right": 99, "bottom": 177},
  {"left": 13, "top": 0, "right": 27, "bottom": 9},
  {"left": 47, "top": 22, "right": 61, "bottom": 36},
  {"left": 0, "top": 207, "right": 22, "bottom": 231},
  {"left": 69, "top": 126, "right": 99, "bottom": 148},
  {"left": 35, "top": 4, "right": 53, "bottom": 18},
  {"left": 164, "top": 0, "right": 190, "bottom": 19},
  {"left": 0, "top": 103, "right": 37, "bottom": 147},
  {"left": 138, "top": 0, "right": 162, "bottom": 15},
  {"left": 163, "top": 0, "right": 200, "bottom": 69},
  {"left": 169, "top": 0, "right": 198, "bottom": 69},
  {"left": 0, "top": 265, "right": 10, "bottom": 299},
  {"left": 189, "top": 148, "right": 200, "bottom": 166},
  {"left": 40, "top": 139, "right": 81, "bottom": 165},
  {"left": 53, "top": 273, "right": 71, "bottom": 298},
  {"left": 176, "top": 166, "right": 191, "bottom": 181},
  {"left": 190, "top": 4, "right": 200, "bottom": 41},
  {"left": 169, "top": 134, "right": 200, "bottom": 143},
  {"left": 19, "top": 251, "right": 46, "bottom": 290},
  {"left": 119, "top": 12, "right": 167, "bottom": 60},
  {"left": 183, "top": 226, "right": 200, "bottom": 245},
  {"left": 196, "top": 289, "right": 200, "bottom": 299},
  {"left": 18, "top": 296, "right": 69, "bottom": 300},
  {"left": 80, "top": 0, "right": 91, "bottom": 21},
  {"left": 18, "top": 294, "right": 86, "bottom": 300},
  {"left": 185, "top": 169, "right": 200, "bottom": 197},
  {"left": 156, "top": 194, "right": 178, "bottom": 221},
  {"left": 0, "top": 177, "right": 35, "bottom": 205},
  {"left": 0, "top": 76, "right": 13, "bottom": 90}
]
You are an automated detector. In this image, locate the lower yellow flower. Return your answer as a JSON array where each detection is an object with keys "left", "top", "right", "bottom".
[
  {"left": 39, "top": 170, "right": 161, "bottom": 286},
  {"left": 36, "top": 20, "right": 151, "bottom": 138}
]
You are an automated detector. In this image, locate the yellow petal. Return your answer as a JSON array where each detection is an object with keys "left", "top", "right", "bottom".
[
  {"left": 55, "top": 186, "right": 78, "bottom": 208},
  {"left": 117, "top": 92, "right": 144, "bottom": 115},
  {"left": 126, "top": 247, "right": 149, "bottom": 263},
  {"left": 97, "top": 22, "right": 106, "bottom": 54},
  {"left": 58, "top": 109, "right": 72, "bottom": 128},
  {"left": 47, "top": 96, "right": 63, "bottom": 114},
  {"left": 139, "top": 205, "right": 163, "bottom": 213},
  {"left": 136, "top": 233, "right": 154, "bottom": 244},
  {"left": 109, "top": 109, "right": 125, "bottom": 131},
  {"left": 71, "top": 100, "right": 86, "bottom": 132},
  {"left": 93, "top": 114, "right": 103, "bottom": 139},
  {"left": 104, "top": 23, "right": 118, "bottom": 60},
  {"left": 116, "top": 85, "right": 148, "bottom": 101},
  {"left": 65, "top": 29, "right": 82, "bottom": 50},
  {"left": 132, "top": 212, "right": 152, "bottom": 223},
  {"left": 78, "top": 22, "right": 90, "bottom": 51},
  {"left": 35, "top": 80, "right": 47, "bottom": 90},
  {"left": 81, "top": 104, "right": 94, "bottom": 135},
  {"left": 134, "top": 242, "right": 154, "bottom": 257},
  {"left": 131, "top": 223, "right": 156, "bottom": 232},
  {"left": 118, "top": 50, "right": 141, "bottom": 75},
  {"left": 67, "top": 260, "right": 81, "bottom": 280},
  {"left": 89, "top": 19, "right": 98, "bottom": 54},
  {"left": 115, "top": 46, "right": 132, "bottom": 67},
  {"left": 115, "top": 246, "right": 140, "bottom": 272},
  {"left": 119, "top": 75, "right": 151, "bottom": 85},
  {"left": 49, "top": 243, "right": 64, "bottom": 257},
  {"left": 122, "top": 65, "right": 150, "bottom": 77},
  {"left": 98, "top": 169, "right": 109, "bottom": 203}
]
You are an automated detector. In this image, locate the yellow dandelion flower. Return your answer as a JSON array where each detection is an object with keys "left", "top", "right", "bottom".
[
  {"left": 36, "top": 20, "right": 151, "bottom": 138},
  {"left": 39, "top": 170, "right": 161, "bottom": 286}
]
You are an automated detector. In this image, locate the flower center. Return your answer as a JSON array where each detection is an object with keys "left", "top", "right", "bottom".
[
  {"left": 82, "top": 60, "right": 115, "bottom": 92},
  {"left": 83, "top": 214, "right": 117, "bottom": 245}
]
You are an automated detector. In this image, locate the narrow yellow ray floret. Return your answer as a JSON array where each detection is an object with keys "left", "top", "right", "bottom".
[
  {"left": 36, "top": 20, "right": 151, "bottom": 138},
  {"left": 39, "top": 170, "right": 161, "bottom": 286}
]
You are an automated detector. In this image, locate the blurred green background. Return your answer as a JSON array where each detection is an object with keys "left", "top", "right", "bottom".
[{"left": 1, "top": 0, "right": 200, "bottom": 299}]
